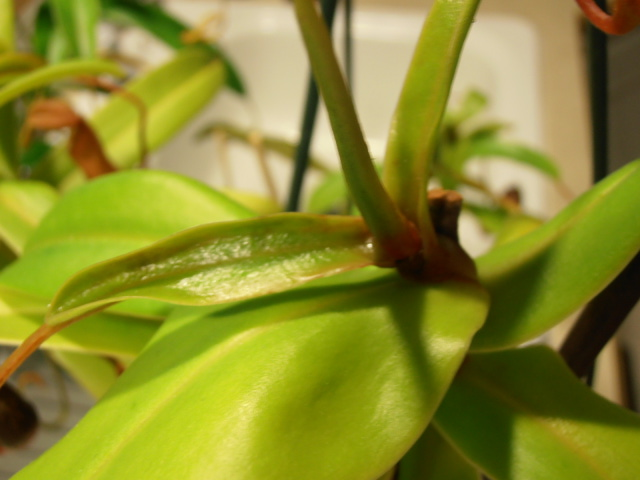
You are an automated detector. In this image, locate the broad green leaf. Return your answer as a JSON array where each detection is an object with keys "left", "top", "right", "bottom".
[
  {"left": 472, "top": 159, "right": 640, "bottom": 350},
  {"left": 48, "top": 350, "right": 119, "bottom": 398},
  {"left": 47, "top": 213, "right": 376, "bottom": 325},
  {"left": 293, "top": 0, "right": 417, "bottom": 261},
  {"left": 0, "top": 169, "right": 253, "bottom": 320},
  {"left": 435, "top": 346, "right": 640, "bottom": 479},
  {"left": 100, "top": 0, "right": 245, "bottom": 94},
  {"left": 15, "top": 268, "right": 488, "bottom": 479},
  {"left": 376, "top": 468, "right": 397, "bottom": 480},
  {"left": 382, "top": 0, "right": 479, "bottom": 235},
  {"left": 0, "top": 285, "right": 157, "bottom": 359},
  {"left": 398, "top": 425, "right": 480, "bottom": 480},
  {"left": 0, "top": 58, "right": 125, "bottom": 109},
  {"left": 50, "top": 0, "right": 101, "bottom": 59},
  {"left": 0, "top": 0, "right": 14, "bottom": 53},
  {"left": 0, "top": 180, "right": 58, "bottom": 254},
  {"left": 492, "top": 214, "right": 543, "bottom": 247},
  {"left": 88, "top": 46, "right": 225, "bottom": 170}
]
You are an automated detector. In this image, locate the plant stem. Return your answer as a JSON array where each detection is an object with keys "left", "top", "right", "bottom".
[
  {"left": 0, "top": 324, "right": 66, "bottom": 388},
  {"left": 293, "top": 0, "right": 420, "bottom": 261},
  {"left": 381, "top": 0, "right": 480, "bottom": 255},
  {"left": 559, "top": 252, "right": 640, "bottom": 378}
]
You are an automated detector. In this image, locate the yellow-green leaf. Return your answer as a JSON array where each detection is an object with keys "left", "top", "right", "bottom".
[
  {"left": 0, "top": 58, "right": 124, "bottom": 108},
  {"left": 47, "top": 213, "right": 375, "bottom": 325},
  {"left": 0, "top": 285, "right": 157, "bottom": 359},
  {"left": 89, "top": 46, "right": 226, "bottom": 169},
  {"left": 398, "top": 425, "right": 481, "bottom": 480},
  {"left": 14, "top": 268, "right": 488, "bottom": 479},
  {"left": 0, "top": 180, "right": 58, "bottom": 254},
  {"left": 473, "top": 160, "right": 640, "bottom": 350},
  {"left": 435, "top": 346, "right": 640, "bottom": 480}
]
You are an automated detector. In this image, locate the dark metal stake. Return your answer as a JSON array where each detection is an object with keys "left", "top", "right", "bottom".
[{"left": 286, "top": 0, "right": 342, "bottom": 212}]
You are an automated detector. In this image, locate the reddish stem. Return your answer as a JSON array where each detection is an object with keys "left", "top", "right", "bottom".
[
  {"left": 576, "top": 0, "right": 640, "bottom": 35},
  {"left": 0, "top": 324, "right": 66, "bottom": 389}
]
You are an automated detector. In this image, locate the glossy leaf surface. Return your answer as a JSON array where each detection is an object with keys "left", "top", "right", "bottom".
[
  {"left": 0, "top": 169, "right": 253, "bottom": 325},
  {"left": 15, "top": 268, "right": 488, "bottom": 479},
  {"left": 472, "top": 159, "right": 640, "bottom": 350},
  {"left": 88, "top": 46, "right": 225, "bottom": 170},
  {"left": 398, "top": 425, "right": 480, "bottom": 480},
  {"left": 0, "top": 58, "right": 124, "bottom": 108},
  {"left": 47, "top": 213, "right": 375, "bottom": 325},
  {"left": 0, "top": 181, "right": 58, "bottom": 254},
  {"left": 435, "top": 346, "right": 640, "bottom": 479}
]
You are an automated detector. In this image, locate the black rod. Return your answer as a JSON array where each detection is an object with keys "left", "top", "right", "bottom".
[
  {"left": 286, "top": 0, "right": 341, "bottom": 212},
  {"left": 588, "top": 0, "right": 609, "bottom": 182}
]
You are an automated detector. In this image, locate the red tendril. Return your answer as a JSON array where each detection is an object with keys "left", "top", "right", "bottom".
[{"left": 576, "top": 0, "right": 640, "bottom": 34}]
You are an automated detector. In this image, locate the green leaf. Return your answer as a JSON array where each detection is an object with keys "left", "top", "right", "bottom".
[
  {"left": 0, "top": 180, "right": 58, "bottom": 254},
  {"left": 31, "top": 2, "right": 71, "bottom": 63},
  {"left": 100, "top": 0, "right": 245, "bottom": 94},
  {"left": 88, "top": 46, "right": 225, "bottom": 170},
  {"left": 435, "top": 346, "right": 640, "bottom": 479},
  {"left": 15, "top": 268, "right": 488, "bottom": 479},
  {"left": 398, "top": 425, "right": 481, "bottom": 480},
  {"left": 293, "top": 0, "right": 418, "bottom": 261},
  {"left": 307, "top": 169, "right": 350, "bottom": 214},
  {"left": 0, "top": 285, "right": 157, "bottom": 359},
  {"left": 0, "top": 169, "right": 253, "bottom": 321},
  {"left": 48, "top": 350, "right": 119, "bottom": 398},
  {"left": 472, "top": 159, "right": 640, "bottom": 350},
  {"left": 382, "top": 0, "right": 480, "bottom": 237},
  {"left": 0, "top": 58, "right": 125, "bottom": 109},
  {"left": 467, "top": 137, "right": 560, "bottom": 179},
  {"left": 47, "top": 213, "right": 376, "bottom": 325},
  {"left": 444, "top": 89, "right": 488, "bottom": 126},
  {"left": 492, "top": 214, "right": 543, "bottom": 247},
  {"left": 19, "top": 138, "right": 52, "bottom": 169},
  {"left": 464, "top": 203, "right": 509, "bottom": 234},
  {"left": 50, "top": 0, "right": 101, "bottom": 59},
  {"left": 0, "top": 0, "right": 15, "bottom": 53},
  {"left": 219, "top": 188, "right": 282, "bottom": 216}
]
